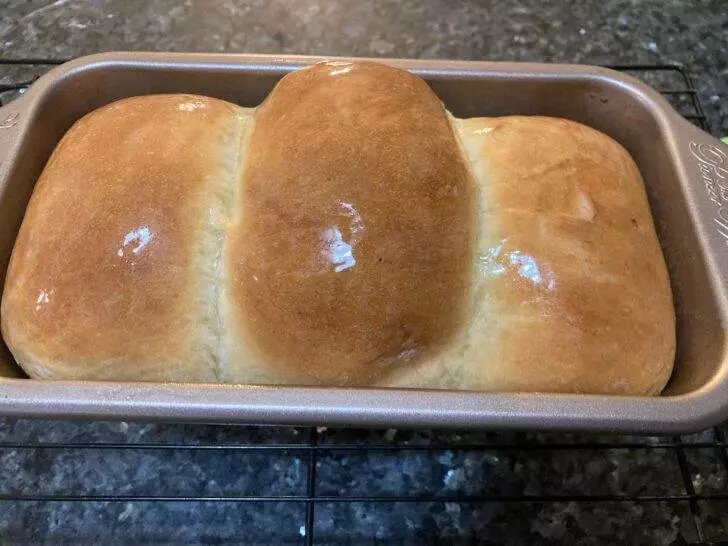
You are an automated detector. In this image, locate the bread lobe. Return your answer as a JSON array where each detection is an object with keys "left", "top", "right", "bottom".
[
  {"left": 1, "top": 94, "right": 252, "bottom": 381},
  {"left": 225, "top": 62, "right": 477, "bottom": 385}
]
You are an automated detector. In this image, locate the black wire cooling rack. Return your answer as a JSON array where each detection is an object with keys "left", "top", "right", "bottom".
[{"left": 0, "top": 60, "right": 727, "bottom": 545}]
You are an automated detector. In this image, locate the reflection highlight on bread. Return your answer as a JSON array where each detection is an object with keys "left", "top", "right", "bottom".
[{"left": 0, "top": 61, "right": 675, "bottom": 395}]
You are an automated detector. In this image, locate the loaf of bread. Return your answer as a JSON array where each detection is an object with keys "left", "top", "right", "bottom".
[{"left": 0, "top": 61, "right": 675, "bottom": 394}]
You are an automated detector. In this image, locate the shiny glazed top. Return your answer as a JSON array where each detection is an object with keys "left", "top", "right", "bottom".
[
  {"left": 228, "top": 62, "right": 476, "bottom": 385},
  {"left": 1, "top": 94, "right": 245, "bottom": 381}
]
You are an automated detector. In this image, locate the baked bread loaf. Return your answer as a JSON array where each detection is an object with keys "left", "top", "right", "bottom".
[{"left": 0, "top": 61, "right": 675, "bottom": 394}]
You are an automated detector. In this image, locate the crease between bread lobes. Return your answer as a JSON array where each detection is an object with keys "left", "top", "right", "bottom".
[{"left": 0, "top": 61, "right": 675, "bottom": 395}]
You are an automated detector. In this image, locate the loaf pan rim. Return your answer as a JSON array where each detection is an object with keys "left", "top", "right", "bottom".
[{"left": 0, "top": 51, "right": 726, "bottom": 432}]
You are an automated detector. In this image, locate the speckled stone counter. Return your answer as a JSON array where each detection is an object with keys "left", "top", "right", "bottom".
[
  {"left": 0, "top": 1, "right": 727, "bottom": 544},
  {"left": 2, "top": 0, "right": 726, "bottom": 135},
  {"left": 0, "top": 420, "right": 726, "bottom": 544}
]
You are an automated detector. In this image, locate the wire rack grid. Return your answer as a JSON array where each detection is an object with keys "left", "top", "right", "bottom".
[{"left": 0, "top": 60, "right": 727, "bottom": 545}]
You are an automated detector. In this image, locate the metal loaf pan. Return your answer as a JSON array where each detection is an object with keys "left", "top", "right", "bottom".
[{"left": 0, "top": 52, "right": 727, "bottom": 433}]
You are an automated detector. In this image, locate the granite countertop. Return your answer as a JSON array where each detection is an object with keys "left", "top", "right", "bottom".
[{"left": 1, "top": 1, "right": 727, "bottom": 544}]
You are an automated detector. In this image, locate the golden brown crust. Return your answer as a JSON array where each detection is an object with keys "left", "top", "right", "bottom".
[
  {"left": 226, "top": 62, "right": 476, "bottom": 385},
  {"left": 453, "top": 116, "right": 675, "bottom": 394},
  {"left": 1, "top": 94, "right": 249, "bottom": 381}
]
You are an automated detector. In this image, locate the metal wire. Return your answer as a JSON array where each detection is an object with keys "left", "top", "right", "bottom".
[{"left": 0, "top": 60, "right": 724, "bottom": 545}]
